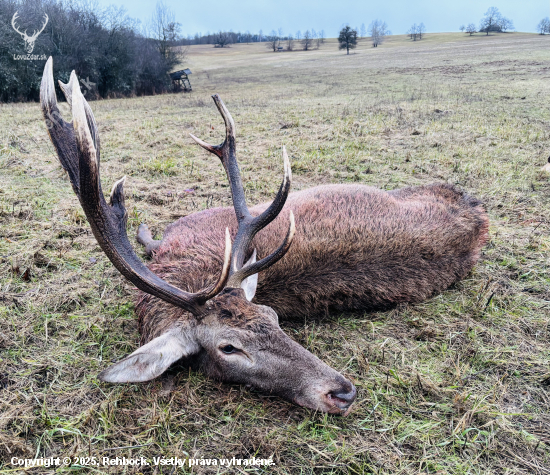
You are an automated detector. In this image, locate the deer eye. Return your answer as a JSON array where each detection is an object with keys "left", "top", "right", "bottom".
[{"left": 221, "top": 344, "right": 237, "bottom": 354}]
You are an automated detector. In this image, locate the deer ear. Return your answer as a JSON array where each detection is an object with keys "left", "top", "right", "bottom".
[
  {"left": 98, "top": 329, "right": 199, "bottom": 383},
  {"left": 240, "top": 249, "right": 258, "bottom": 301}
]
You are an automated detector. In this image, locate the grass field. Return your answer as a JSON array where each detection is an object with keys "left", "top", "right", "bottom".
[{"left": 1, "top": 32, "right": 550, "bottom": 474}]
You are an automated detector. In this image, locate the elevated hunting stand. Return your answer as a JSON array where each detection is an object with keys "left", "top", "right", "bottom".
[{"left": 170, "top": 69, "right": 192, "bottom": 92}]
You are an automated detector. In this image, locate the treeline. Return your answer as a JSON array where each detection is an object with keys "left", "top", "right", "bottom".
[
  {"left": 0, "top": 0, "right": 183, "bottom": 102},
  {"left": 177, "top": 28, "right": 327, "bottom": 48}
]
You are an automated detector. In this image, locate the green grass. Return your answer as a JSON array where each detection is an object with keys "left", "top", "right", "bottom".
[{"left": 0, "top": 32, "right": 549, "bottom": 474}]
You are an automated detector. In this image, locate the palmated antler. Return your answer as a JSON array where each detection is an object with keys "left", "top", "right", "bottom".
[
  {"left": 190, "top": 95, "right": 295, "bottom": 289},
  {"left": 40, "top": 58, "right": 231, "bottom": 315}
]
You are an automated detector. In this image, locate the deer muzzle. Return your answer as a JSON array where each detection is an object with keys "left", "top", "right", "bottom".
[{"left": 271, "top": 332, "right": 357, "bottom": 414}]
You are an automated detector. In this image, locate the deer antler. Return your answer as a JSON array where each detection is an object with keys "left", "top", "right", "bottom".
[
  {"left": 29, "top": 13, "right": 48, "bottom": 40},
  {"left": 11, "top": 12, "right": 26, "bottom": 38},
  {"left": 40, "top": 58, "right": 232, "bottom": 315},
  {"left": 190, "top": 95, "right": 295, "bottom": 288}
]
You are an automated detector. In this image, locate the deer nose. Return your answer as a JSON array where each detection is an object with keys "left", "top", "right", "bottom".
[{"left": 326, "top": 381, "right": 357, "bottom": 411}]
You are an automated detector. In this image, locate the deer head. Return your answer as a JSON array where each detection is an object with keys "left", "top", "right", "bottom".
[
  {"left": 12, "top": 12, "right": 48, "bottom": 54},
  {"left": 40, "top": 58, "right": 356, "bottom": 414}
]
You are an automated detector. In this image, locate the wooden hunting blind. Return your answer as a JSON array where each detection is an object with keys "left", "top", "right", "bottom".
[{"left": 170, "top": 69, "right": 192, "bottom": 92}]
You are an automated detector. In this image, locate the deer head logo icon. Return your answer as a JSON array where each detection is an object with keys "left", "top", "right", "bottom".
[{"left": 12, "top": 12, "right": 48, "bottom": 54}]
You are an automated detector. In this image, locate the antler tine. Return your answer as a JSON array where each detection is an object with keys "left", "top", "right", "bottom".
[
  {"left": 252, "top": 144, "right": 292, "bottom": 232},
  {"left": 190, "top": 94, "right": 249, "bottom": 225},
  {"left": 41, "top": 58, "right": 232, "bottom": 315},
  {"left": 190, "top": 95, "right": 294, "bottom": 281},
  {"left": 29, "top": 14, "right": 48, "bottom": 39},
  {"left": 189, "top": 133, "right": 222, "bottom": 158},
  {"left": 58, "top": 70, "right": 101, "bottom": 158},
  {"left": 196, "top": 228, "right": 233, "bottom": 300},
  {"left": 11, "top": 12, "right": 22, "bottom": 36},
  {"left": 37, "top": 13, "right": 48, "bottom": 35},
  {"left": 40, "top": 58, "right": 81, "bottom": 196},
  {"left": 227, "top": 211, "right": 295, "bottom": 288},
  {"left": 229, "top": 144, "right": 292, "bottom": 278}
]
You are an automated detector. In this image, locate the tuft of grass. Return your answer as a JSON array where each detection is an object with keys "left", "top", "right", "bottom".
[{"left": 141, "top": 156, "right": 179, "bottom": 176}]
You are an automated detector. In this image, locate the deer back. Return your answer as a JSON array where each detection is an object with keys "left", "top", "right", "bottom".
[{"left": 141, "top": 182, "right": 489, "bottom": 332}]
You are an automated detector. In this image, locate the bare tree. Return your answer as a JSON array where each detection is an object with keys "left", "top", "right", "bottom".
[
  {"left": 480, "top": 7, "right": 500, "bottom": 35},
  {"left": 151, "top": 1, "right": 183, "bottom": 66},
  {"left": 499, "top": 17, "right": 514, "bottom": 32},
  {"left": 338, "top": 25, "right": 357, "bottom": 54},
  {"left": 214, "top": 31, "right": 232, "bottom": 47},
  {"left": 302, "top": 30, "right": 313, "bottom": 50},
  {"left": 537, "top": 17, "right": 550, "bottom": 35},
  {"left": 295, "top": 30, "right": 302, "bottom": 40},
  {"left": 408, "top": 23, "right": 418, "bottom": 41},
  {"left": 267, "top": 29, "right": 279, "bottom": 51},
  {"left": 459, "top": 25, "right": 465, "bottom": 33},
  {"left": 315, "top": 32, "right": 322, "bottom": 49},
  {"left": 466, "top": 23, "right": 477, "bottom": 36},
  {"left": 286, "top": 34, "right": 294, "bottom": 51},
  {"left": 368, "top": 20, "right": 389, "bottom": 47},
  {"left": 479, "top": 7, "right": 512, "bottom": 35},
  {"left": 418, "top": 22, "right": 425, "bottom": 39},
  {"left": 319, "top": 30, "right": 326, "bottom": 43},
  {"left": 360, "top": 23, "right": 366, "bottom": 38}
]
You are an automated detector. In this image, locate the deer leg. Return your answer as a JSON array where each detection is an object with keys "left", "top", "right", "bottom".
[{"left": 137, "top": 224, "right": 161, "bottom": 257}]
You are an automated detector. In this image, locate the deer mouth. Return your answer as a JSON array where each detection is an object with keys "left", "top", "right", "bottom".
[
  {"left": 324, "top": 385, "right": 357, "bottom": 414},
  {"left": 294, "top": 382, "right": 357, "bottom": 414}
]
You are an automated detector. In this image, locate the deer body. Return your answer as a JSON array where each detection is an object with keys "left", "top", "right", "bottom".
[{"left": 139, "top": 183, "right": 488, "bottom": 342}]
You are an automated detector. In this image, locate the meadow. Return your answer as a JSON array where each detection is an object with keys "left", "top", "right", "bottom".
[{"left": 0, "top": 32, "right": 549, "bottom": 474}]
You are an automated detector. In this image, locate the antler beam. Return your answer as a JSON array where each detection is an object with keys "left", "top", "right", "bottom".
[
  {"left": 41, "top": 58, "right": 231, "bottom": 315},
  {"left": 190, "top": 94, "right": 295, "bottom": 287}
]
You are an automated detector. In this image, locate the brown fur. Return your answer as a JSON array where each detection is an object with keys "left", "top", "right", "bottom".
[{"left": 137, "top": 182, "right": 489, "bottom": 343}]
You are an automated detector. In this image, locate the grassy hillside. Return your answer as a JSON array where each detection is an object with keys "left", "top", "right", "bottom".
[{"left": 0, "top": 32, "right": 549, "bottom": 474}]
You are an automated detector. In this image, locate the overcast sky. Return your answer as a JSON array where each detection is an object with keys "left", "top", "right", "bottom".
[{"left": 96, "top": 0, "right": 549, "bottom": 37}]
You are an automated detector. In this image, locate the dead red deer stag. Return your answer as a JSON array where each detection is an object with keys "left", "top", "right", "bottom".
[{"left": 40, "top": 58, "right": 489, "bottom": 414}]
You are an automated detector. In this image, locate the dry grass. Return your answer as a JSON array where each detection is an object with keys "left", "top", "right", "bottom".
[{"left": 1, "top": 32, "right": 550, "bottom": 474}]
